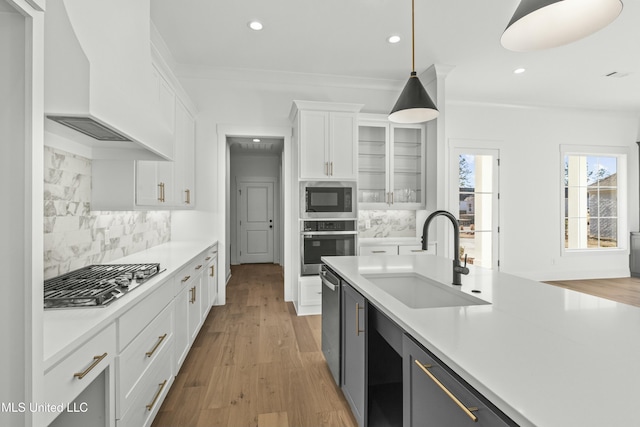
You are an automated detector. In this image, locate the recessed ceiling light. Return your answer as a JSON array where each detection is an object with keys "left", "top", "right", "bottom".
[
  {"left": 252, "top": 138, "right": 261, "bottom": 142},
  {"left": 387, "top": 35, "right": 401, "bottom": 44},
  {"left": 514, "top": 68, "right": 526, "bottom": 74},
  {"left": 248, "top": 21, "right": 263, "bottom": 31}
]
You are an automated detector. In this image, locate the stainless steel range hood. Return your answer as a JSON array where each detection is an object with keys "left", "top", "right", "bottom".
[{"left": 44, "top": 0, "right": 173, "bottom": 160}]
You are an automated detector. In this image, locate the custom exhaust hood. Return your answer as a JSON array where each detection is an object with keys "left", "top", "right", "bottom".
[{"left": 44, "top": 0, "right": 173, "bottom": 160}]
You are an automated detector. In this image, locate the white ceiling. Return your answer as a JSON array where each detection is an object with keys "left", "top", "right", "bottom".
[{"left": 150, "top": 0, "right": 640, "bottom": 113}]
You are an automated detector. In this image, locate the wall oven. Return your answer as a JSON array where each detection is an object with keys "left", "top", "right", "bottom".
[
  {"left": 300, "top": 220, "right": 357, "bottom": 275},
  {"left": 301, "top": 181, "right": 356, "bottom": 218}
]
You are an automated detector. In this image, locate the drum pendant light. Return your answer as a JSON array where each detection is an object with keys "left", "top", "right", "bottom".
[
  {"left": 389, "top": 0, "right": 439, "bottom": 123},
  {"left": 501, "top": 0, "right": 623, "bottom": 52}
]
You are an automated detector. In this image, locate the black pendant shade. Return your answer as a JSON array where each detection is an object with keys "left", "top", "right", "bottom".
[
  {"left": 388, "top": 0, "right": 439, "bottom": 124},
  {"left": 501, "top": 0, "right": 623, "bottom": 52},
  {"left": 388, "top": 72, "right": 439, "bottom": 123}
]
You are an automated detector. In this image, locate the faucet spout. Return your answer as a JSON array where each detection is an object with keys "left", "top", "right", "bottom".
[{"left": 421, "top": 210, "right": 469, "bottom": 285}]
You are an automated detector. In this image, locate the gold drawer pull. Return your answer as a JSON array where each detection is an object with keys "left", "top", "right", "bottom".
[
  {"left": 181, "top": 275, "right": 191, "bottom": 283},
  {"left": 185, "top": 189, "right": 191, "bottom": 204},
  {"left": 73, "top": 353, "right": 107, "bottom": 380},
  {"left": 356, "top": 302, "right": 364, "bottom": 336},
  {"left": 415, "top": 359, "right": 479, "bottom": 422},
  {"left": 210, "top": 265, "right": 215, "bottom": 277},
  {"left": 146, "top": 379, "right": 168, "bottom": 411},
  {"left": 195, "top": 264, "right": 203, "bottom": 270},
  {"left": 205, "top": 256, "right": 212, "bottom": 261},
  {"left": 145, "top": 334, "right": 168, "bottom": 358},
  {"left": 372, "top": 250, "right": 387, "bottom": 254}
]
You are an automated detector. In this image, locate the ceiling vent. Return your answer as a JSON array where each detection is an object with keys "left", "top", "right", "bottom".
[{"left": 46, "top": 116, "right": 131, "bottom": 141}]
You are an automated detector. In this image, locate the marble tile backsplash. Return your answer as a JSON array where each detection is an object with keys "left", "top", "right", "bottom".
[
  {"left": 43, "top": 146, "right": 171, "bottom": 279},
  {"left": 358, "top": 210, "right": 416, "bottom": 238}
]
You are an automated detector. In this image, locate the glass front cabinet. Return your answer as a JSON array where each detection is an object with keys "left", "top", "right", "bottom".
[{"left": 357, "top": 114, "right": 425, "bottom": 210}]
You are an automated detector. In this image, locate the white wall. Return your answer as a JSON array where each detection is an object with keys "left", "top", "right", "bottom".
[{"left": 447, "top": 102, "right": 639, "bottom": 281}]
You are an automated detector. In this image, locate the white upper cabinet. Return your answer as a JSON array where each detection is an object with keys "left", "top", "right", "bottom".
[
  {"left": 291, "top": 101, "right": 363, "bottom": 180},
  {"left": 358, "top": 114, "right": 425, "bottom": 210},
  {"left": 173, "top": 99, "right": 196, "bottom": 208}
]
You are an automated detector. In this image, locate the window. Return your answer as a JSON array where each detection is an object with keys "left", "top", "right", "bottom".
[{"left": 562, "top": 146, "right": 627, "bottom": 252}]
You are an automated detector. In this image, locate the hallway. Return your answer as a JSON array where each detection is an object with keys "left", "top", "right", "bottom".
[{"left": 152, "top": 264, "right": 357, "bottom": 427}]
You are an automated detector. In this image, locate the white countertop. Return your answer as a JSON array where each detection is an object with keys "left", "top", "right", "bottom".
[
  {"left": 43, "top": 240, "right": 216, "bottom": 371},
  {"left": 321, "top": 254, "right": 640, "bottom": 427}
]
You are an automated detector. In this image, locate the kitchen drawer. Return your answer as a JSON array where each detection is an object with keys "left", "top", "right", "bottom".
[
  {"left": 116, "top": 340, "right": 173, "bottom": 427},
  {"left": 118, "top": 277, "right": 174, "bottom": 352},
  {"left": 300, "top": 275, "right": 322, "bottom": 306},
  {"left": 398, "top": 243, "right": 436, "bottom": 255},
  {"left": 117, "top": 301, "right": 174, "bottom": 418},
  {"left": 44, "top": 323, "right": 116, "bottom": 422},
  {"left": 174, "top": 255, "right": 205, "bottom": 296},
  {"left": 359, "top": 244, "right": 398, "bottom": 256}
]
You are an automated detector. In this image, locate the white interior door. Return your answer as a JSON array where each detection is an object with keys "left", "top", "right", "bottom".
[{"left": 238, "top": 180, "right": 274, "bottom": 263}]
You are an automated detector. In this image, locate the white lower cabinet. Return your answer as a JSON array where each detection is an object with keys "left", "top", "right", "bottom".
[
  {"left": 116, "top": 302, "right": 174, "bottom": 419},
  {"left": 116, "top": 345, "right": 173, "bottom": 427},
  {"left": 359, "top": 242, "right": 437, "bottom": 256},
  {"left": 44, "top": 324, "right": 116, "bottom": 427}
]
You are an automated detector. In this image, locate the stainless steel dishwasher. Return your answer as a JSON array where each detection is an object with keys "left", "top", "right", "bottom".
[{"left": 321, "top": 264, "right": 342, "bottom": 385}]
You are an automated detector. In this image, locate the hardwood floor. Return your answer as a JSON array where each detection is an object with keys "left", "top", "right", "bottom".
[
  {"left": 545, "top": 276, "right": 640, "bottom": 308},
  {"left": 152, "top": 264, "right": 358, "bottom": 427}
]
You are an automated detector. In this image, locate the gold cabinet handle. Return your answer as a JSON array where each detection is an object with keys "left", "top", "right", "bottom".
[
  {"left": 195, "top": 264, "right": 203, "bottom": 270},
  {"left": 190, "top": 286, "right": 196, "bottom": 303},
  {"left": 189, "top": 287, "right": 194, "bottom": 303},
  {"left": 181, "top": 275, "right": 191, "bottom": 283},
  {"left": 325, "top": 161, "right": 329, "bottom": 176},
  {"left": 330, "top": 161, "right": 333, "bottom": 176},
  {"left": 157, "top": 183, "right": 163, "bottom": 202},
  {"left": 145, "top": 334, "right": 168, "bottom": 358},
  {"left": 414, "top": 359, "right": 479, "bottom": 422},
  {"left": 185, "top": 189, "right": 191, "bottom": 204},
  {"left": 73, "top": 353, "right": 107, "bottom": 380},
  {"left": 390, "top": 191, "right": 394, "bottom": 204},
  {"left": 146, "top": 379, "right": 168, "bottom": 411},
  {"left": 372, "top": 250, "right": 387, "bottom": 254},
  {"left": 210, "top": 265, "right": 215, "bottom": 277},
  {"left": 356, "top": 302, "right": 364, "bottom": 336},
  {"left": 205, "top": 256, "right": 212, "bottom": 261}
]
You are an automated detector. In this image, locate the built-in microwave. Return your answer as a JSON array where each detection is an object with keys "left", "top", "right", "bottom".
[{"left": 300, "top": 181, "right": 356, "bottom": 218}]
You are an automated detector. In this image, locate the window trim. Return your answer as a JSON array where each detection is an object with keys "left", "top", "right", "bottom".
[{"left": 560, "top": 144, "right": 628, "bottom": 256}]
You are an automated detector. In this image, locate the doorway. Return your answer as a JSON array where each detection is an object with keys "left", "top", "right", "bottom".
[
  {"left": 229, "top": 137, "right": 283, "bottom": 267},
  {"left": 450, "top": 148, "right": 500, "bottom": 270}
]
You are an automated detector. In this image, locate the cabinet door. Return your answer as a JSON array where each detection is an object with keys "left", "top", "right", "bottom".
[
  {"left": 136, "top": 161, "right": 161, "bottom": 206},
  {"left": 299, "top": 110, "right": 330, "bottom": 179},
  {"left": 342, "top": 283, "right": 367, "bottom": 427},
  {"left": 188, "top": 275, "right": 203, "bottom": 343},
  {"left": 403, "top": 335, "right": 512, "bottom": 427},
  {"left": 329, "top": 111, "right": 357, "bottom": 179},
  {"left": 174, "top": 99, "right": 195, "bottom": 208},
  {"left": 358, "top": 122, "right": 389, "bottom": 207},
  {"left": 174, "top": 286, "right": 189, "bottom": 370},
  {"left": 390, "top": 124, "right": 425, "bottom": 209},
  {"left": 198, "top": 261, "right": 210, "bottom": 319},
  {"left": 207, "top": 254, "right": 218, "bottom": 306},
  {"left": 359, "top": 245, "right": 398, "bottom": 256}
]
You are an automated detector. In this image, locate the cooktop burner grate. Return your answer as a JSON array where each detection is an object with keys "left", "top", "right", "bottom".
[{"left": 44, "top": 263, "right": 161, "bottom": 309}]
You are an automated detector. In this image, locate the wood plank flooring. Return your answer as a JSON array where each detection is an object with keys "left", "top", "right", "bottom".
[
  {"left": 545, "top": 276, "right": 640, "bottom": 308},
  {"left": 152, "top": 264, "right": 358, "bottom": 427}
]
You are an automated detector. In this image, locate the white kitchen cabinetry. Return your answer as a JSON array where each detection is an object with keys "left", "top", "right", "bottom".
[
  {"left": 174, "top": 260, "right": 204, "bottom": 370},
  {"left": 204, "top": 246, "right": 219, "bottom": 307},
  {"left": 91, "top": 66, "right": 195, "bottom": 211},
  {"left": 290, "top": 100, "right": 363, "bottom": 180},
  {"left": 44, "top": 324, "right": 116, "bottom": 427},
  {"left": 358, "top": 114, "right": 425, "bottom": 209}
]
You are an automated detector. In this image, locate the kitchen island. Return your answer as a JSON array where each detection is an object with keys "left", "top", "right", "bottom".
[{"left": 322, "top": 254, "right": 640, "bottom": 427}]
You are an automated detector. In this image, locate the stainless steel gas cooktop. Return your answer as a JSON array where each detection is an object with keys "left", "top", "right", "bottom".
[{"left": 44, "top": 263, "right": 163, "bottom": 309}]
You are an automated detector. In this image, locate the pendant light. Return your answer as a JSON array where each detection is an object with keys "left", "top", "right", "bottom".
[
  {"left": 501, "top": 0, "right": 623, "bottom": 52},
  {"left": 388, "top": 0, "right": 439, "bottom": 123}
]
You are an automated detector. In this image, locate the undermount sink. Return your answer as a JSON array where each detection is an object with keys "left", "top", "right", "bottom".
[{"left": 362, "top": 273, "right": 490, "bottom": 309}]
